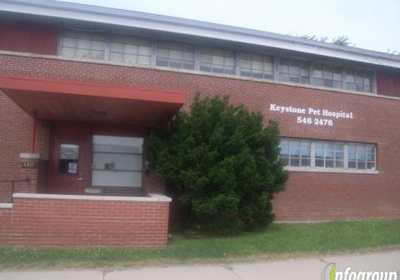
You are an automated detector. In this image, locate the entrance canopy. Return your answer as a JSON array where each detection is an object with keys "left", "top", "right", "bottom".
[{"left": 0, "top": 75, "right": 186, "bottom": 126}]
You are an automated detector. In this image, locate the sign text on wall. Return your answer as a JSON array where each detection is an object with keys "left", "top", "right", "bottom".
[{"left": 269, "top": 104, "right": 354, "bottom": 127}]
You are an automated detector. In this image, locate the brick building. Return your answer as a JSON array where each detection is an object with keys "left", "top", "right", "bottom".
[{"left": 0, "top": 0, "right": 399, "bottom": 247}]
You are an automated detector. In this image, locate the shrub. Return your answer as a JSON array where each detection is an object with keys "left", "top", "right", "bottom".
[{"left": 147, "top": 95, "right": 289, "bottom": 233}]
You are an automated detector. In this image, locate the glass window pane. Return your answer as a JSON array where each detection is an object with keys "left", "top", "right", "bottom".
[
  {"left": 60, "top": 144, "right": 79, "bottom": 160},
  {"left": 336, "top": 160, "right": 344, "bottom": 168},
  {"left": 92, "top": 153, "right": 142, "bottom": 171},
  {"left": 240, "top": 53, "right": 273, "bottom": 79},
  {"left": 92, "top": 136, "right": 144, "bottom": 188},
  {"left": 93, "top": 136, "right": 143, "bottom": 153},
  {"left": 77, "top": 39, "right": 91, "bottom": 49},
  {"left": 348, "top": 161, "right": 356, "bottom": 169},
  {"left": 59, "top": 144, "right": 79, "bottom": 174},
  {"left": 60, "top": 47, "right": 75, "bottom": 57},
  {"left": 125, "top": 45, "right": 138, "bottom": 54},
  {"left": 63, "top": 30, "right": 78, "bottom": 39},
  {"left": 357, "top": 145, "right": 366, "bottom": 160},
  {"left": 110, "top": 53, "right": 123, "bottom": 62},
  {"left": 367, "top": 162, "right": 375, "bottom": 169},
  {"left": 91, "top": 51, "right": 104, "bottom": 60},
  {"left": 92, "top": 41, "right": 105, "bottom": 51},
  {"left": 212, "top": 55, "right": 224, "bottom": 65},
  {"left": 326, "top": 160, "right": 334, "bottom": 168},
  {"left": 138, "top": 45, "right": 151, "bottom": 55},
  {"left": 290, "top": 157, "right": 300, "bottom": 166},
  {"left": 314, "top": 68, "right": 323, "bottom": 79},
  {"left": 62, "top": 37, "right": 77, "bottom": 48},
  {"left": 110, "top": 42, "right": 124, "bottom": 52},
  {"left": 279, "top": 141, "right": 289, "bottom": 156},
  {"left": 92, "top": 170, "right": 142, "bottom": 187},
  {"left": 289, "top": 62, "right": 300, "bottom": 75},
  {"left": 76, "top": 49, "right": 91, "bottom": 59}
]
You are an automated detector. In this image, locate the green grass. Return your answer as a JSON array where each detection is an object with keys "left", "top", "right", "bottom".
[{"left": 0, "top": 220, "right": 399, "bottom": 269}]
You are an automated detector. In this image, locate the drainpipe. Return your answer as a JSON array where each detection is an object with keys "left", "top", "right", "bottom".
[{"left": 32, "top": 110, "right": 37, "bottom": 153}]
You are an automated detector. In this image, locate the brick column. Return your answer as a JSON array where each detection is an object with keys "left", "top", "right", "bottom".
[{"left": 17, "top": 153, "right": 48, "bottom": 194}]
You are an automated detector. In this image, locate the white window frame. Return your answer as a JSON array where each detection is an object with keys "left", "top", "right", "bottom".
[
  {"left": 57, "top": 30, "right": 377, "bottom": 95},
  {"left": 238, "top": 52, "right": 274, "bottom": 80},
  {"left": 91, "top": 135, "right": 144, "bottom": 188},
  {"left": 280, "top": 138, "right": 378, "bottom": 174},
  {"left": 155, "top": 40, "right": 196, "bottom": 70},
  {"left": 199, "top": 47, "right": 236, "bottom": 75}
]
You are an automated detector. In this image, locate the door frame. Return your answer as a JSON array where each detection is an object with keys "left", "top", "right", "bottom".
[{"left": 49, "top": 136, "right": 89, "bottom": 194}]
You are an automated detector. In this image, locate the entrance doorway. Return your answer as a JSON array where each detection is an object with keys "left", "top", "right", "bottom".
[{"left": 49, "top": 138, "right": 87, "bottom": 194}]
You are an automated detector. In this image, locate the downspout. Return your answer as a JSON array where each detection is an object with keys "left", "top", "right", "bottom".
[{"left": 31, "top": 110, "right": 37, "bottom": 153}]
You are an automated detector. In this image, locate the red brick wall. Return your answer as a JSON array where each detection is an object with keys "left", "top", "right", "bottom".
[
  {"left": 0, "top": 20, "right": 59, "bottom": 55},
  {"left": 0, "top": 89, "right": 51, "bottom": 202},
  {"left": 0, "top": 91, "right": 31, "bottom": 202},
  {"left": 143, "top": 173, "right": 167, "bottom": 195},
  {"left": 0, "top": 54, "right": 400, "bottom": 221},
  {"left": 0, "top": 194, "right": 170, "bottom": 247},
  {"left": 377, "top": 71, "right": 400, "bottom": 98}
]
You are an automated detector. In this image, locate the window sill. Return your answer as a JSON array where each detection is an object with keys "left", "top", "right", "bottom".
[{"left": 284, "top": 166, "right": 379, "bottom": 175}]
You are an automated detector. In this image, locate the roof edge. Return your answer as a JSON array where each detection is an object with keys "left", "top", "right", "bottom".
[{"left": 1, "top": 0, "right": 400, "bottom": 69}]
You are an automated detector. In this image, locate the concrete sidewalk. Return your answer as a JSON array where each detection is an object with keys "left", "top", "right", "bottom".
[{"left": 0, "top": 250, "right": 399, "bottom": 280}]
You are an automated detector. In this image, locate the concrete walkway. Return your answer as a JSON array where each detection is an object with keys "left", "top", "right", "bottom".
[{"left": 0, "top": 250, "right": 399, "bottom": 280}]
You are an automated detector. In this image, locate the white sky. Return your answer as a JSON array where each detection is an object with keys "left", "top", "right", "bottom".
[{"left": 55, "top": 0, "right": 400, "bottom": 54}]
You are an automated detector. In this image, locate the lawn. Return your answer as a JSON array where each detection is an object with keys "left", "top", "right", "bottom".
[{"left": 0, "top": 219, "right": 399, "bottom": 269}]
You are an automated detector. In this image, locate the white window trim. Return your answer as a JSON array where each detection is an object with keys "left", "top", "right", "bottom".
[
  {"left": 285, "top": 166, "right": 378, "bottom": 175},
  {"left": 56, "top": 29, "right": 379, "bottom": 95},
  {"left": 280, "top": 138, "right": 378, "bottom": 174}
]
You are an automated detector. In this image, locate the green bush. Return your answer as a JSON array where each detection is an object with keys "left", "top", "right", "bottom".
[{"left": 147, "top": 95, "right": 289, "bottom": 233}]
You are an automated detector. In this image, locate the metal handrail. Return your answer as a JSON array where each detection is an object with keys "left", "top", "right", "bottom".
[{"left": 0, "top": 178, "right": 30, "bottom": 203}]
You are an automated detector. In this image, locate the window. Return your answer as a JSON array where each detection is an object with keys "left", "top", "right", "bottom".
[
  {"left": 279, "top": 139, "right": 311, "bottom": 167},
  {"left": 91, "top": 136, "right": 143, "bottom": 187},
  {"left": 156, "top": 41, "right": 195, "bottom": 70},
  {"left": 239, "top": 53, "right": 274, "bottom": 80},
  {"left": 346, "top": 68, "right": 372, "bottom": 92},
  {"left": 199, "top": 47, "right": 236, "bottom": 75},
  {"left": 59, "top": 144, "right": 79, "bottom": 174},
  {"left": 279, "top": 58, "right": 310, "bottom": 84},
  {"left": 110, "top": 35, "right": 151, "bottom": 66},
  {"left": 60, "top": 30, "right": 106, "bottom": 60},
  {"left": 348, "top": 144, "right": 376, "bottom": 170},
  {"left": 58, "top": 30, "right": 376, "bottom": 94},
  {"left": 280, "top": 138, "right": 376, "bottom": 171},
  {"left": 315, "top": 142, "right": 344, "bottom": 168},
  {"left": 313, "top": 63, "right": 343, "bottom": 89}
]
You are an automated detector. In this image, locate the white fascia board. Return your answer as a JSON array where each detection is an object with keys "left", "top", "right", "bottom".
[{"left": 1, "top": 0, "right": 400, "bottom": 69}]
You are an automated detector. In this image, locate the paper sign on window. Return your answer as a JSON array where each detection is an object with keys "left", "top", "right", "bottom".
[{"left": 68, "top": 163, "right": 78, "bottom": 174}]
